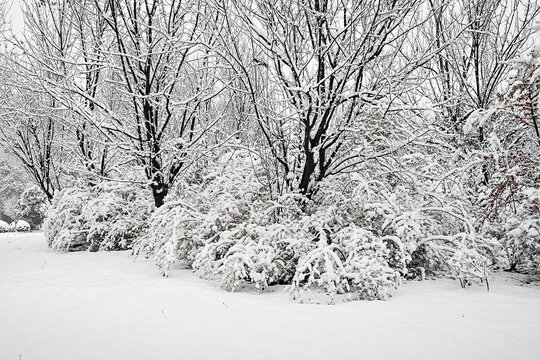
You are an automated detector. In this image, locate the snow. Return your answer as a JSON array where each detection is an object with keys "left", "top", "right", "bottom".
[{"left": 2, "top": 233, "right": 540, "bottom": 360}]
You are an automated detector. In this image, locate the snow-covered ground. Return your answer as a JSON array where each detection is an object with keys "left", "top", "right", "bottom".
[{"left": 1, "top": 232, "right": 540, "bottom": 360}]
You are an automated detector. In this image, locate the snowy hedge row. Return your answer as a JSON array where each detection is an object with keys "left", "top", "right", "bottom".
[
  {"left": 134, "top": 150, "right": 492, "bottom": 303},
  {"left": 0, "top": 220, "right": 31, "bottom": 233},
  {"left": 45, "top": 182, "right": 154, "bottom": 251}
]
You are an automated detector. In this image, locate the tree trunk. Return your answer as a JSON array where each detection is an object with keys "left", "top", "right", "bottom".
[
  {"left": 299, "top": 151, "right": 315, "bottom": 198},
  {"left": 151, "top": 183, "right": 168, "bottom": 208}
]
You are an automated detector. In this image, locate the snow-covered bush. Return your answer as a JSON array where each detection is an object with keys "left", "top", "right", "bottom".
[
  {"left": 134, "top": 149, "right": 303, "bottom": 289},
  {"left": 482, "top": 188, "right": 540, "bottom": 272},
  {"left": 0, "top": 160, "right": 29, "bottom": 221},
  {"left": 0, "top": 220, "right": 10, "bottom": 232},
  {"left": 17, "top": 185, "right": 49, "bottom": 229},
  {"left": 45, "top": 182, "right": 153, "bottom": 251},
  {"left": 44, "top": 187, "right": 90, "bottom": 250},
  {"left": 193, "top": 221, "right": 302, "bottom": 292},
  {"left": 471, "top": 47, "right": 540, "bottom": 273},
  {"left": 135, "top": 199, "right": 205, "bottom": 274},
  {"left": 14, "top": 220, "right": 31, "bottom": 232},
  {"left": 309, "top": 174, "right": 491, "bottom": 286},
  {"left": 290, "top": 226, "right": 399, "bottom": 303},
  {"left": 137, "top": 147, "right": 491, "bottom": 303}
]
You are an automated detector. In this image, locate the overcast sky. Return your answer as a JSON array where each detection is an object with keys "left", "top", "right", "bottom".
[{"left": 5, "top": 0, "right": 23, "bottom": 34}]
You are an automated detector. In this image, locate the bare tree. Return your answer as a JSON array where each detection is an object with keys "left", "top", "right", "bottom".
[
  {"left": 220, "top": 0, "right": 429, "bottom": 198},
  {"left": 0, "top": 79, "right": 63, "bottom": 200},
  {"left": 18, "top": 0, "right": 114, "bottom": 184},
  {"left": 423, "top": 0, "right": 540, "bottom": 134},
  {"left": 0, "top": 0, "right": 72, "bottom": 200},
  {"left": 0, "top": 0, "right": 112, "bottom": 198},
  {"left": 91, "top": 0, "right": 221, "bottom": 207}
]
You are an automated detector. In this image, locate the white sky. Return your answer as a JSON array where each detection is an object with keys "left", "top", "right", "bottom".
[{"left": 5, "top": 0, "right": 23, "bottom": 34}]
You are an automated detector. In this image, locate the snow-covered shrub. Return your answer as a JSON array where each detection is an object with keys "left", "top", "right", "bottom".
[
  {"left": 0, "top": 160, "right": 29, "bottom": 221},
  {"left": 482, "top": 188, "right": 540, "bottom": 272},
  {"left": 134, "top": 199, "right": 205, "bottom": 274},
  {"left": 0, "top": 220, "right": 10, "bottom": 232},
  {"left": 14, "top": 220, "right": 31, "bottom": 232},
  {"left": 290, "top": 226, "right": 399, "bottom": 303},
  {"left": 17, "top": 185, "right": 48, "bottom": 229},
  {"left": 44, "top": 187, "right": 90, "bottom": 250},
  {"left": 309, "top": 174, "right": 491, "bottom": 286},
  {"left": 45, "top": 182, "right": 153, "bottom": 251},
  {"left": 138, "top": 146, "right": 491, "bottom": 302},
  {"left": 471, "top": 47, "right": 540, "bottom": 273},
  {"left": 135, "top": 150, "right": 303, "bottom": 286},
  {"left": 193, "top": 222, "right": 302, "bottom": 292}
]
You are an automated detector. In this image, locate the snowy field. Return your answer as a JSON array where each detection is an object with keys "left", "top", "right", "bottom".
[{"left": 1, "top": 232, "right": 540, "bottom": 360}]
